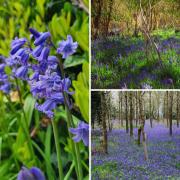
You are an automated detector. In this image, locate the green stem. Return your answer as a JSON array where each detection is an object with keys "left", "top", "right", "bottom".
[
  {"left": 65, "top": 105, "right": 80, "bottom": 179},
  {"left": 52, "top": 120, "right": 64, "bottom": 180},
  {"left": 64, "top": 93, "right": 83, "bottom": 180},
  {"left": 57, "top": 54, "right": 83, "bottom": 180},
  {"left": 15, "top": 78, "right": 35, "bottom": 158}
]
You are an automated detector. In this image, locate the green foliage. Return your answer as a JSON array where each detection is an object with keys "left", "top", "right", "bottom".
[
  {"left": 0, "top": 0, "right": 89, "bottom": 179},
  {"left": 92, "top": 33, "right": 180, "bottom": 89},
  {"left": 73, "top": 61, "right": 89, "bottom": 122}
]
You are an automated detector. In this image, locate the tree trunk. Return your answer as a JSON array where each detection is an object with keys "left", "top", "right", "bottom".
[
  {"left": 118, "top": 93, "right": 121, "bottom": 126},
  {"left": 125, "top": 92, "right": 129, "bottom": 133},
  {"left": 129, "top": 92, "right": 133, "bottom": 136},
  {"left": 121, "top": 94, "right": 123, "bottom": 127},
  {"left": 149, "top": 92, "right": 152, "bottom": 128},
  {"left": 136, "top": 92, "right": 138, "bottom": 127},
  {"left": 138, "top": 92, "right": 148, "bottom": 160},
  {"left": 169, "top": 92, "right": 173, "bottom": 136},
  {"left": 177, "top": 92, "right": 179, "bottom": 128},
  {"left": 101, "top": 92, "right": 108, "bottom": 153},
  {"left": 166, "top": 91, "right": 169, "bottom": 127}
]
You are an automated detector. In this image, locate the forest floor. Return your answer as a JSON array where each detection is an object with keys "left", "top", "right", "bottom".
[
  {"left": 91, "top": 29, "right": 180, "bottom": 89},
  {"left": 91, "top": 122, "right": 180, "bottom": 179}
]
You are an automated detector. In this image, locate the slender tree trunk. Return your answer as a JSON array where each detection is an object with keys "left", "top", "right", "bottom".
[
  {"left": 121, "top": 94, "right": 123, "bottom": 127},
  {"left": 101, "top": 92, "right": 108, "bottom": 153},
  {"left": 177, "top": 92, "right": 179, "bottom": 128},
  {"left": 169, "top": 92, "right": 173, "bottom": 136},
  {"left": 136, "top": 92, "right": 138, "bottom": 127},
  {"left": 166, "top": 91, "right": 169, "bottom": 127},
  {"left": 138, "top": 92, "right": 148, "bottom": 160},
  {"left": 129, "top": 92, "right": 133, "bottom": 136},
  {"left": 118, "top": 93, "right": 121, "bottom": 126},
  {"left": 149, "top": 92, "right": 152, "bottom": 128},
  {"left": 125, "top": 92, "right": 129, "bottom": 133}
]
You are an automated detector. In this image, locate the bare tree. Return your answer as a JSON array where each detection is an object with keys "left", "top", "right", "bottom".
[
  {"left": 125, "top": 92, "right": 129, "bottom": 133},
  {"left": 177, "top": 92, "right": 180, "bottom": 128},
  {"left": 129, "top": 92, "right": 133, "bottom": 136},
  {"left": 166, "top": 91, "right": 169, "bottom": 127},
  {"left": 169, "top": 92, "right": 173, "bottom": 136},
  {"left": 149, "top": 91, "right": 152, "bottom": 127},
  {"left": 138, "top": 92, "right": 148, "bottom": 160},
  {"left": 101, "top": 92, "right": 108, "bottom": 153}
]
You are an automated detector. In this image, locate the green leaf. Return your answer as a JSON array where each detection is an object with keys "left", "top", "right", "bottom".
[
  {"left": 64, "top": 54, "right": 86, "bottom": 68},
  {"left": 36, "top": 0, "right": 45, "bottom": 18},
  {"left": 23, "top": 94, "right": 36, "bottom": 125},
  {"left": 73, "top": 61, "right": 89, "bottom": 122}
]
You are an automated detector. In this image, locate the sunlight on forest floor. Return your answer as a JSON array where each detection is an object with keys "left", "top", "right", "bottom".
[{"left": 91, "top": 122, "right": 180, "bottom": 179}]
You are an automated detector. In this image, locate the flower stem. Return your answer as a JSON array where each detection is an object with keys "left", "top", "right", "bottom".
[
  {"left": 15, "top": 78, "right": 35, "bottom": 158},
  {"left": 52, "top": 120, "right": 64, "bottom": 180},
  {"left": 63, "top": 93, "right": 83, "bottom": 180},
  {"left": 57, "top": 54, "right": 83, "bottom": 180}
]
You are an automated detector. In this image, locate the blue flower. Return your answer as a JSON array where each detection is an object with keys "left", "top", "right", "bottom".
[
  {"left": 17, "top": 166, "right": 45, "bottom": 180},
  {"left": 35, "top": 93, "right": 64, "bottom": 118},
  {"left": 29, "top": 28, "right": 51, "bottom": 62},
  {"left": 14, "top": 66, "right": 28, "bottom": 80},
  {"left": 37, "top": 47, "right": 50, "bottom": 62},
  {"left": 69, "top": 121, "right": 89, "bottom": 146},
  {"left": 10, "top": 37, "right": 27, "bottom": 55},
  {"left": 0, "top": 82, "right": 11, "bottom": 94},
  {"left": 34, "top": 32, "right": 51, "bottom": 46},
  {"left": 0, "top": 63, "right": 11, "bottom": 94},
  {"left": 29, "top": 28, "right": 41, "bottom": 39},
  {"left": 141, "top": 83, "right": 152, "bottom": 89},
  {"left": 57, "top": 35, "right": 78, "bottom": 59}
]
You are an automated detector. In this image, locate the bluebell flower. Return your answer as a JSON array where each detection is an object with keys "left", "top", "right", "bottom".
[
  {"left": 0, "top": 82, "right": 11, "bottom": 94},
  {"left": 29, "top": 28, "right": 41, "bottom": 39},
  {"left": 35, "top": 93, "right": 64, "bottom": 118},
  {"left": 57, "top": 35, "right": 78, "bottom": 59},
  {"left": 32, "top": 45, "right": 44, "bottom": 58},
  {"left": 10, "top": 37, "right": 27, "bottom": 55},
  {"left": 37, "top": 47, "right": 50, "bottom": 62},
  {"left": 17, "top": 166, "right": 45, "bottom": 180},
  {"left": 69, "top": 121, "right": 89, "bottom": 146},
  {"left": 29, "top": 28, "right": 51, "bottom": 62},
  {"left": 0, "top": 63, "right": 11, "bottom": 94},
  {"left": 34, "top": 32, "right": 51, "bottom": 46},
  {"left": 9, "top": 37, "right": 31, "bottom": 80},
  {"left": 14, "top": 66, "right": 28, "bottom": 80},
  {"left": 141, "top": 83, "right": 152, "bottom": 89}
]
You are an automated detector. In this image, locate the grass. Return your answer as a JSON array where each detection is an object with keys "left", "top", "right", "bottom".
[{"left": 91, "top": 29, "right": 180, "bottom": 89}]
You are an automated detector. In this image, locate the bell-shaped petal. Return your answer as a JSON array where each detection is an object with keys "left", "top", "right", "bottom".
[
  {"left": 34, "top": 32, "right": 51, "bottom": 46},
  {"left": 69, "top": 121, "right": 89, "bottom": 146},
  {"left": 15, "top": 66, "right": 28, "bottom": 80},
  {"left": 17, "top": 167, "right": 34, "bottom": 180},
  {"left": 38, "top": 47, "right": 50, "bottom": 62},
  {"left": 57, "top": 35, "right": 78, "bottom": 59},
  {"left": 29, "top": 28, "right": 41, "bottom": 39},
  {"left": 29, "top": 167, "right": 46, "bottom": 180},
  {"left": 32, "top": 45, "right": 44, "bottom": 58}
]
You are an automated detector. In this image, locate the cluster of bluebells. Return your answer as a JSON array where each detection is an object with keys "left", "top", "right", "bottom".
[
  {"left": 92, "top": 121, "right": 180, "bottom": 179},
  {"left": 18, "top": 166, "right": 45, "bottom": 180},
  {"left": 7, "top": 28, "right": 78, "bottom": 118},
  {"left": 0, "top": 56, "right": 11, "bottom": 93},
  {"left": 5, "top": 28, "right": 89, "bottom": 147}
]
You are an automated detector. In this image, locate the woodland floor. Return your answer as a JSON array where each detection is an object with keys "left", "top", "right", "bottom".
[
  {"left": 91, "top": 30, "right": 180, "bottom": 89},
  {"left": 91, "top": 121, "right": 180, "bottom": 180}
]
